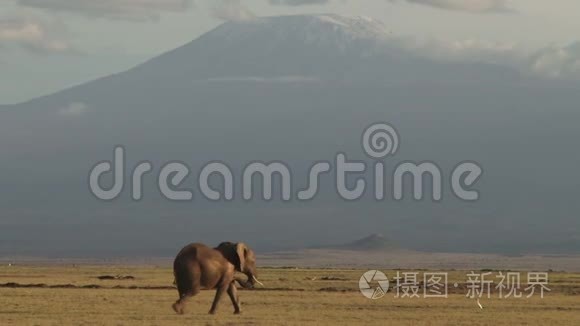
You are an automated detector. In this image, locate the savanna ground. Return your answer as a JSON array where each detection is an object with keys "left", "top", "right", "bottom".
[{"left": 1, "top": 264, "right": 579, "bottom": 325}]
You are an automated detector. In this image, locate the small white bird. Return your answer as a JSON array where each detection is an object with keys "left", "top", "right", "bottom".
[{"left": 477, "top": 299, "right": 484, "bottom": 310}]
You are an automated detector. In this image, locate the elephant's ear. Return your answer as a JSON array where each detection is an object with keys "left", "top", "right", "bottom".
[
  {"left": 216, "top": 242, "right": 240, "bottom": 271},
  {"left": 236, "top": 243, "right": 247, "bottom": 272}
]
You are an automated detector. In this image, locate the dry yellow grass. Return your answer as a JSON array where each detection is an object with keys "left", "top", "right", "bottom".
[{"left": 1, "top": 265, "right": 579, "bottom": 325}]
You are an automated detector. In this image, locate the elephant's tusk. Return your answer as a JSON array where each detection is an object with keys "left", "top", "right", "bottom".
[{"left": 252, "top": 275, "right": 264, "bottom": 287}]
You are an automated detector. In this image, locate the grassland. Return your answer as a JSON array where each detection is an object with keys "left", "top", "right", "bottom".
[{"left": 1, "top": 265, "right": 579, "bottom": 325}]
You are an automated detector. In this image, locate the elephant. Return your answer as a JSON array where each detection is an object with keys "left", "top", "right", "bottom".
[{"left": 172, "top": 242, "right": 263, "bottom": 315}]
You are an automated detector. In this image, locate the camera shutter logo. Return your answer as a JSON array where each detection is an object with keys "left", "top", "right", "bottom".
[{"left": 359, "top": 270, "right": 390, "bottom": 299}]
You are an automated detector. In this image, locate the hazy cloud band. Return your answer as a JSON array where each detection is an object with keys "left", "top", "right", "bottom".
[{"left": 17, "top": 0, "right": 193, "bottom": 21}]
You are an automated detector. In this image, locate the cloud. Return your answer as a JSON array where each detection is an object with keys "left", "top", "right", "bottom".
[
  {"left": 211, "top": 0, "right": 256, "bottom": 22},
  {"left": 267, "top": 0, "right": 513, "bottom": 12},
  {"left": 400, "top": 37, "right": 522, "bottom": 65},
  {"left": 17, "top": 0, "right": 193, "bottom": 21},
  {"left": 399, "top": 36, "right": 580, "bottom": 80},
  {"left": 390, "top": 0, "right": 513, "bottom": 13},
  {"left": 207, "top": 76, "right": 319, "bottom": 83},
  {"left": 529, "top": 42, "right": 580, "bottom": 79},
  {"left": 0, "top": 16, "right": 73, "bottom": 54},
  {"left": 268, "top": 0, "right": 329, "bottom": 5},
  {"left": 58, "top": 102, "right": 90, "bottom": 116}
]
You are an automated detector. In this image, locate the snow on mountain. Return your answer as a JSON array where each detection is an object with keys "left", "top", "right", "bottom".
[{"left": 209, "top": 14, "right": 391, "bottom": 50}]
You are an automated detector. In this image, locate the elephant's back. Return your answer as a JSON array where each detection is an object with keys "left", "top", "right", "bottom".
[
  {"left": 173, "top": 243, "right": 205, "bottom": 276},
  {"left": 175, "top": 243, "right": 207, "bottom": 259}
]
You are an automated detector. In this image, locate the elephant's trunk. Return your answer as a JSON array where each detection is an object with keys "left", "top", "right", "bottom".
[{"left": 234, "top": 276, "right": 253, "bottom": 289}]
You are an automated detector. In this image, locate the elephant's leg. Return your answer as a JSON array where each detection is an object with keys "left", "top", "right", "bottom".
[
  {"left": 172, "top": 294, "right": 190, "bottom": 315},
  {"left": 172, "top": 286, "right": 200, "bottom": 315},
  {"left": 209, "top": 284, "right": 228, "bottom": 314},
  {"left": 172, "top": 265, "right": 201, "bottom": 315},
  {"left": 227, "top": 282, "right": 241, "bottom": 314}
]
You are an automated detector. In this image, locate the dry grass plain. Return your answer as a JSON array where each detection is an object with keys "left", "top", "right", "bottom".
[{"left": 1, "top": 265, "right": 579, "bottom": 325}]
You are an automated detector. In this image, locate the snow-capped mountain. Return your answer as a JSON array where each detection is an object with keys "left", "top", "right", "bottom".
[
  {"left": 31, "top": 13, "right": 516, "bottom": 101},
  {"left": 1, "top": 14, "right": 579, "bottom": 257},
  {"left": 120, "top": 14, "right": 403, "bottom": 83}
]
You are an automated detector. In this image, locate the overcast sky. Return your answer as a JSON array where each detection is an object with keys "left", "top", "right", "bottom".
[{"left": 2, "top": 0, "right": 580, "bottom": 104}]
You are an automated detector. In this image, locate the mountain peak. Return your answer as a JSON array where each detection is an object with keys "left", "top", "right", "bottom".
[
  {"left": 211, "top": 13, "right": 390, "bottom": 47},
  {"left": 119, "top": 12, "right": 516, "bottom": 86},
  {"left": 343, "top": 233, "right": 395, "bottom": 251},
  {"left": 124, "top": 13, "right": 396, "bottom": 82}
]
